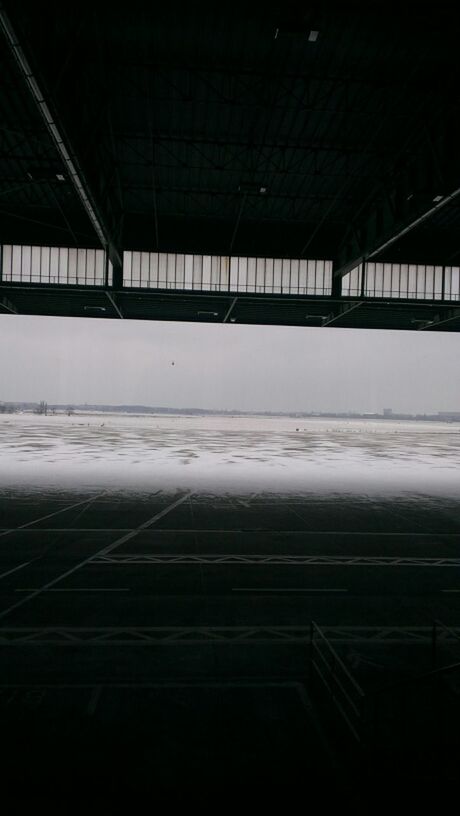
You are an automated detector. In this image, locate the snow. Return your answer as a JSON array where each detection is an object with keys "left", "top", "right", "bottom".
[{"left": 1, "top": 413, "right": 459, "bottom": 495}]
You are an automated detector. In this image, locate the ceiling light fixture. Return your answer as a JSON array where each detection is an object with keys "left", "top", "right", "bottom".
[{"left": 308, "top": 30, "right": 319, "bottom": 42}]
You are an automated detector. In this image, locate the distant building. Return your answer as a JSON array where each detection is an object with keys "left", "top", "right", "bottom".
[{"left": 383, "top": 408, "right": 393, "bottom": 417}]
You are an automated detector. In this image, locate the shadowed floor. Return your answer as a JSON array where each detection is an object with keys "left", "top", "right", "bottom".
[{"left": 1, "top": 487, "right": 460, "bottom": 801}]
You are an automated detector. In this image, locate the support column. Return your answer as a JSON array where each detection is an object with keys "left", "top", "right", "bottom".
[{"left": 331, "top": 267, "right": 342, "bottom": 298}]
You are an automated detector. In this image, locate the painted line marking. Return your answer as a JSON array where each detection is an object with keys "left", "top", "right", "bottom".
[
  {"left": 0, "top": 492, "right": 192, "bottom": 621},
  {"left": 0, "top": 528, "right": 133, "bottom": 533},
  {"left": 231, "top": 587, "right": 348, "bottom": 593},
  {"left": 0, "top": 681, "right": 299, "bottom": 690},
  {"left": 83, "top": 529, "right": 460, "bottom": 536},
  {"left": 442, "top": 589, "right": 460, "bottom": 593},
  {"left": 0, "top": 493, "right": 106, "bottom": 539},
  {"left": 93, "top": 493, "right": 194, "bottom": 555},
  {"left": 15, "top": 588, "right": 130, "bottom": 593},
  {"left": 0, "top": 562, "right": 31, "bottom": 580},
  {"left": 1, "top": 528, "right": 459, "bottom": 536}
]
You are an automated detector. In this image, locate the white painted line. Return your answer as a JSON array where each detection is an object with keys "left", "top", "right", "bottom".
[
  {"left": 0, "top": 561, "right": 31, "bottom": 580},
  {"left": 15, "top": 588, "right": 130, "bottom": 593},
  {"left": 0, "top": 492, "right": 107, "bottom": 538},
  {"left": 0, "top": 491, "right": 192, "bottom": 622},
  {"left": 87, "top": 529, "right": 460, "bottom": 536},
  {"left": 0, "top": 528, "right": 133, "bottom": 533},
  {"left": 94, "top": 492, "right": 194, "bottom": 555},
  {"left": 232, "top": 587, "right": 348, "bottom": 593},
  {"left": 3, "top": 529, "right": 457, "bottom": 536},
  {"left": 441, "top": 589, "right": 460, "bottom": 593},
  {"left": 0, "top": 681, "right": 299, "bottom": 690}
]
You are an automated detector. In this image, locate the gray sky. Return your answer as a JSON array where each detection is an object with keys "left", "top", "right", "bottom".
[{"left": 1, "top": 314, "right": 459, "bottom": 413}]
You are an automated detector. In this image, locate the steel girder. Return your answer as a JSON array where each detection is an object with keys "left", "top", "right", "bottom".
[
  {"left": 0, "top": 4, "right": 123, "bottom": 282},
  {"left": 334, "top": 110, "right": 460, "bottom": 279}
]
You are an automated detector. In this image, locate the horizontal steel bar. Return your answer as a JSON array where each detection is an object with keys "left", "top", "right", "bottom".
[
  {"left": 91, "top": 554, "right": 460, "bottom": 567},
  {"left": 0, "top": 625, "right": 459, "bottom": 646}
]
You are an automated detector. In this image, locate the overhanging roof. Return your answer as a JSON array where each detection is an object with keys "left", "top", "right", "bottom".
[
  {"left": 1, "top": 1, "right": 460, "bottom": 331},
  {"left": 1, "top": 1, "right": 459, "bottom": 263}
]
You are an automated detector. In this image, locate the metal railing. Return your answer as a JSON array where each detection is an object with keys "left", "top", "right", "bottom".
[
  {"left": 309, "top": 620, "right": 460, "bottom": 753},
  {"left": 123, "top": 251, "right": 333, "bottom": 295},
  {"left": 0, "top": 244, "right": 111, "bottom": 286},
  {"left": 342, "top": 261, "right": 460, "bottom": 301},
  {"left": 309, "top": 621, "right": 366, "bottom": 742}
]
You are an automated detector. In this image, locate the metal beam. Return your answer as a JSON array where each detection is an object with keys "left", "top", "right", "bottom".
[
  {"left": 138, "top": 6, "right": 160, "bottom": 252},
  {"left": 223, "top": 297, "right": 238, "bottom": 323},
  {"left": 334, "top": 112, "right": 460, "bottom": 279},
  {"left": 0, "top": 296, "right": 17, "bottom": 314},
  {"left": 105, "top": 291, "right": 123, "bottom": 319},
  {"left": 106, "top": 59, "right": 446, "bottom": 95},
  {"left": 321, "top": 301, "right": 362, "bottom": 326},
  {"left": 0, "top": 280, "right": 460, "bottom": 331},
  {"left": 118, "top": 131, "right": 387, "bottom": 158},
  {"left": 367, "top": 186, "right": 460, "bottom": 260},
  {"left": 0, "top": 5, "right": 122, "bottom": 271},
  {"left": 229, "top": 194, "right": 247, "bottom": 253},
  {"left": 417, "top": 308, "right": 460, "bottom": 331},
  {"left": 123, "top": 184, "right": 356, "bottom": 203}
]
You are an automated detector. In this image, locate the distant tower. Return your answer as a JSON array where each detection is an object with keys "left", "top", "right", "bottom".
[{"left": 383, "top": 408, "right": 392, "bottom": 417}]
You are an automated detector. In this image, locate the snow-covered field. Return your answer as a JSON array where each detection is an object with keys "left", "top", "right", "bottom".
[{"left": 1, "top": 412, "right": 460, "bottom": 494}]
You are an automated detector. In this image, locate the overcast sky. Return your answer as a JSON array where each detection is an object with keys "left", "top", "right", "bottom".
[{"left": 1, "top": 314, "right": 459, "bottom": 413}]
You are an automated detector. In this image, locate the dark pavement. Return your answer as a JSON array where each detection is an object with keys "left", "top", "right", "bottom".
[{"left": 1, "top": 488, "right": 460, "bottom": 802}]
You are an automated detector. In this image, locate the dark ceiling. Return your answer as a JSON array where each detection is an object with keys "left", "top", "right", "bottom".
[{"left": 1, "top": 0, "right": 460, "bottom": 268}]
